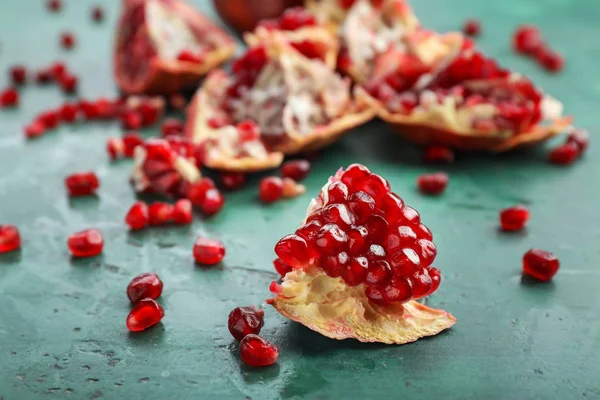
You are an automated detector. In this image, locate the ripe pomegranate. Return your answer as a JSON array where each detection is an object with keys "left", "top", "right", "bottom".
[
  {"left": 127, "top": 273, "right": 163, "bottom": 304},
  {"left": 193, "top": 237, "right": 225, "bottom": 265},
  {"left": 228, "top": 306, "right": 264, "bottom": 341},
  {"left": 114, "top": 0, "right": 236, "bottom": 94},
  {"left": 269, "top": 164, "right": 456, "bottom": 344},
  {"left": 281, "top": 159, "right": 311, "bottom": 181},
  {"left": 65, "top": 172, "right": 100, "bottom": 197},
  {"left": 126, "top": 298, "right": 164, "bottom": 332},
  {"left": 259, "top": 177, "right": 284, "bottom": 204},
  {"left": 499, "top": 205, "right": 529, "bottom": 231},
  {"left": 9, "top": 65, "right": 27, "bottom": 85},
  {"left": 463, "top": 19, "right": 481, "bottom": 37},
  {"left": 67, "top": 229, "right": 104, "bottom": 257},
  {"left": 0, "top": 225, "right": 21, "bottom": 253},
  {"left": 239, "top": 335, "right": 279, "bottom": 367},
  {"left": 125, "top": 201, "right": 150, "bottom": 230},
  {"left": 417, "top": 172, "right": 448, "bottom": 195},
  {"left": 523, "top": 249, "right": 559, "bottom": 281}
]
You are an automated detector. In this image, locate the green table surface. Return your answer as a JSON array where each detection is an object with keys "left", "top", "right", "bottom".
[{"left": 1, "top": 0, "right": 600, "bottom": 399}]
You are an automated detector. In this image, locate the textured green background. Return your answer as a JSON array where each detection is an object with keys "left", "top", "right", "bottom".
[{"left": 1, "top": 0, "right": 600, "bottom": 399}]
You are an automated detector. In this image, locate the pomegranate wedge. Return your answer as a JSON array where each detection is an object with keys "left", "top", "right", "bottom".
[
  {"left": 114, "top": 0, "right": 236, "bottom": 95},
  {"left": 269, "top": 164, "right": 456, "bottom": 344}
]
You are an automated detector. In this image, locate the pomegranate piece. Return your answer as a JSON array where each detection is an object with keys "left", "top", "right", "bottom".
[
  {"left": 161, "top": 118, "right": 184, "bottom": 137},
  {"left": 260, "top": 177, "right": 284, "bottom": 204},
  {"left": 187, "top": 178, "right": 216, "bottom": 206},
  {"left": 91, "top": 5, "right": 104, "bottom": 22},
  {"left": 281, "top": 159, "right": 311, "bottom": 181},
  {"left": 549, "top": 143, "right": 579, "bottom": 165},
  {"left": 0, "top": 225, "right": 21, "bottom": 253},
  {"left": 125, "top": 201, "right": 150, "bottom": 230},
  {"left": 567, "top": 129, "right": 589, "bottom": 154},
  {"left": 127, "top": 273, "right": 163, "bottom": 304},
  {"left": 273, "top": 258, "right": 293, "bottom": 277},
  {"left": 121, "top": 111, "right": 142, "bottom": 130},
  {"left": 172, "top": 199, "right": 193, "bottom": 224},
  {"left": 538, "top": 50, "right": 564, "bottom": 73},
  {"left": 148, "top": 202, "right": 174, "bottom": 226},
  {"left": 9, "top": 65, "right": 27, "bottom": 85},
  {"left": 114, "top": 0, "right": 236, "bottom": 95},
  {"left": 513, "top": 25, "right": 542, "bottom": 55},
  {"left": 193, "top": 237, "right": 225, "bottom": 265},
  {"left": 423, "top": 146, "right": 454, "bottom": 164},
  {"left": 60, "top": 32, "right": 76, "bottom": 49},
  {"left": 200, "top": 188, "right": 225, "bottom": 216},
  {"left": 47, "top": 0, "right": 61, "bottom": 12},
  {"left": 239, "top": 334, "right": 279, "bottom": 367},
  {"left": 65, "top": 172, "right": 100, "bottom": 197},
  {"left": 523, "top": 249, "right": 559, "bottom": 281},
  {"left": 58, "top": 73, "right": 78, "bottom": 94},
  {"left": 219, "top": 172, "right": 246, "bottom": 191},
  {"left": 269, "top": 164, "right": 456, "bottom": 344},
  {"left": 24, "top": 121, "right": 46, "bottom": 139},
  {"left": 0, "top": 87, "right": 19, "bottom": 108},
  {"left": 49, "top": 62, "right": 67, "bottom": 79},
  {"left": 228, "top": 306, "right": 264, "bottom": 341},
  {"left": 67, "top": 229, "right": 104, "bottom": 257},
  {"left": 417, "top": 172, "right": 449, "bottom": 195},
  {"left": 123, "top": 132, "right": 144, "bottom": 157},
  {"left": 59, "top": 103, "right": 79, "bottom": 122},
  {"left": 37, "top": 110, "right": 60, "bottom": 130},
  {"left": 500, "top": 205, "right": 529, "bottom": 232},
  {"left": 126, "top": 298, "right": 165, "bottom": 332},
  {"left": 463, "top": 19, "right": 481, "bottom": 37}
]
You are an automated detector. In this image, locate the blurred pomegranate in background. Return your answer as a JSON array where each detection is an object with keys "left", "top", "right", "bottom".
[{"left": 214, "top": 0, "right": 304, "bottom": 33}]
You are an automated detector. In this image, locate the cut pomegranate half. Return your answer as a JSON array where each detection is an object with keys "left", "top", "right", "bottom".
[
  {"left": 359, "top": 46, "right": 574, "bottom": 152},
  {"left": 268, "top": 164, "right": 455, "bottom": 344},
  {"left": 114, "top": 0, "right": 236, "bottom": 95},
  {"left": 185, "top": 36, "right": 374, "bottom": 171}
]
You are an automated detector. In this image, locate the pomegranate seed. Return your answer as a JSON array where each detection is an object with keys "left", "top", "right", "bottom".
[
  {"left": 67, "top": 229, "right": 103, "bottom": 257},
  {"left": 47, "top": 0, "right": 62, "bottom": 12},
  {"left": 513, "top": 25, "right": 542, "bottom": 55},
  {"left": 186, "top": 178, "right": 216, "bottom": 206},
  {"left": 65, "top": 171, "right": 100, "bottom": 197},
  {"left": 207, "top": 116, "right": 229, "bottom": 129},
  {"left": 148, "top": 202, "right": 174, "bottom": 226},
  {"left": 423, "top": 146, "right": 454, "bottom": 164},
  {"left": 382, "top": 277, "right": 413, "bottom": 303},
  {"left": 259, "top": 177, "right": 284, "bottom": 204},
  {"left": 414, "top": 223, "right": 433, "bottom": 241},
  {"left": 281, "top": 160, "right": 311, "bottom": 181},
  {"left": 366, "top": 260, "right": 392, "bottom": 286},
  {"left": 193, "top": 237, "right": 225, "bottom": 265},
  {"left": 200, "top": 188, "right": 225, "bottom": 216},
  {"left": 0, "top": 225, "right": 21, "bottom": 253},
  {"left": 161, "top": 118, "right": 184, "bottom": 137},
  {"left": 127, "top": 273, "right": 163, "bottom": 304},
  {"left": 567, "top": 129, "right": 589, "bottom": 154},
  {"left": 315, "top": 224, "right": 348, "bottom": 255},
  {"left": 123, "top": 132, "right": 144, "bottom": 157},
  {"left": 236, "top": 120, "right": 260, "bottom": 142},
  {"left": 36, "top": 69, "right": 53, "bottom": 84},
  {"left": 538, "top": 50, "right": 564, "bottom": 73},
  {"left": 24, "top": 121, "right": 46, "bottom": 139},
  {"left": 347, "top": 225, "right": 368, "bottom": 255},
  {"left": 322, "top": 203, "right": 356, "bottom": 228},
  {"left": 59, "top": 74, "right": 78, "bottom": 94},
  {"left": 390, "top": 248, "right": 421, "bottom": 276},
  {"left": 59, "top": 103, "right": 78, "bottom": 122},
  {"left": 220, "top": 172, "right": 246, "bottom": 191},
  {"left": 412, "top": 268, "right": 433, "bottom": 299},
  {"left": 362, "top": 173, "right": 390, "bottom": 203},
  {"left": 228, "top": 306, "right": 264, "bottom": 341},
  {"left": 107, "top": 138, "right": 123, "bottom": 160},
  {"left": 347, "top": 191, "right": 375, "bottom": 222},
  {"left": 384, "top": 225, "right": 417, "bottom": 253},
  {"left": 296, "top": 220, "right": 322, "bottom": 242},
  {"left": 412, "top": 239, "right": 437, "bottom": 267},
  {"left": 91, "top": 5, "right": 104, "bottom": 22},
  {"left": 173, "top": 199, "right": 193, "bottom": 225},
  {"left": 273, "top": 258, "right": 293, "bottom": 276},
  {"left": 322, "top": 252, "right": 349, "bottom": 277},
  {"left": 121, "top": 111, "right": 142, "bottom": 130},
  {"left": 239, "top": 334, "right": 279, "bottom": 367},
  {"left": 342, "top": 256, "right": 368, "bottom": 286},
  {"left": 274, "top": 234, "right": 312, "bottom": 267},
  {"left": 327, "top": 181, "right": 349, "bottom": 204},
  {"left": 417, "top": 172, "right": 449, "bottom": 195},
  {"left": 60, "top": 32, "right": 76, "bottom": 49},
  {"left": 0, "top": 88, "right": 19, "bottom": 108},
  {"left": 9, "top": 66, "right": 27, "bottom": 85},
  {"left": 549, "top": 143, "right": 579, "bottom": 165},
  {"left": 125, "top": 201, "right": 149, "bottom": 230},
  {"left": 523, "top": 249, "right": 559, "bottom": 281},
  {"left": 37, "top": 110, "right": 60, "bottom": 129},
  {"left": 49, "top": 62, "right": 66, "bottom": 79},
  {"left": 500, "top": 205, "right": 529, "bottom": 231},
  {"left": 463, "top": 19, "right": 481, "bottom": 37},
  {"left": 169, "top": 94, "right": 187, "bottom": 110},
  {"left": 126, "top": 298, "right": 164, "bottom": 332},
  {"left": 339, "top": 0, "right": 357, "bottom": 9},
  {"left": 176, "top": 50, "right": 205, "bottom": 64}
]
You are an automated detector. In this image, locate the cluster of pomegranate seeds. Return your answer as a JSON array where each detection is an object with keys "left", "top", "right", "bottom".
[
  {"left": 125, "top": 202, "right": 150, "bottom": 230},
  {"left": 257, "top": 7, "right": 317, "bottom": 31},
  {"left": 107, "top": 132, "right": 144, "bottom": 160},
  {"left": 259, "top": 177, "right": 284, "bottom": 204},
  {"left": 0, "top": 87, "right": 19, "bottom": 108},
  {"left": 193, "top": 237, "right": 226, "bottom": 265},
  {"left": 273, "top": 257, "right": 293, "bottom": 277},
  {"left": 500, "top": 205, "right": 529, "bottom": 231},
  {"left": 423, "top": 146, "right": 455, "bottom": 164},
  {"left": 417, "top": 172, "right": 449, "bottom": 195},
  {"left": 228, "top": 306, "right": 264, "bottom": 341},
  {"left": 67, "top": 229, "right": 104, "bottom": 258},
  {"left": 127, "top": 273, "right": 163, "bottom": 304},
  {"left": 9, "top": 66, "right": 27, "bottom": 85},
  {"left": 512, "top": 25, "right": 564, "bottom": 72},
  {"left": 160, "top": 118, "right": 184, "bottom": 137},
  {"left": 126, "top": 298, "right": 165, "bottom": 332},
  {"left": 281, "top": 159, "right": 311, "bottom": 181},
  {"left": 47, "top": 0, "right": 62, "bottom": 12},
  {"left": 275, "top": 164, "right": 441, "bottom": 305},
  {"left": 65, "top": 171, "right": 100, "bottom": 197},
  {"left": 220, "top": 172, "right": 246, "bottom": 191},
  {"left": 187, "top": 178, "right": 225, "bottom": 216},
  {"left": 91, "top": 6, "right": 104, "bottom": 22},
  {"left": 228, "top": 47, "right": 268, "bottom": 99},
  {"left": 0, "top": 225, "right": 21, "bottom": 253},
  {"left": 463, "top": 19, "right": 481, "bottom": 37},
  {"left": 523, "top": 249, "right": 560, "bottom": 281},
  {"left": 149, "top": 202, "right": 175, "bottom": 226},
  {"left": 60, "top": 32, "right": 76, "bottom": 50}
]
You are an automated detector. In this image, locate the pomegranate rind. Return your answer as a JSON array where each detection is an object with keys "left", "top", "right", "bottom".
[{"left": 268, "top": 268, "right": 456, "bottom": 344}]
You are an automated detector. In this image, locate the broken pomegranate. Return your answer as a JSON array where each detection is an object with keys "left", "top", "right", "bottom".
[
  {"left": 463, "top": 19, "right": 481, "bottom": 37},
  {"left": 193, "top": 237, "right": 225, "bottom": 265},
  {"left": 148, "top": 202, "right": 174, "bottom": 226},
  {"left": 269, "top": 164, "right": 455, "bottom": 344},
  {"left": 0, "top": 225, "right": 21, "bottom": 253},
  {"left": 549, "top": 142, "right": 579, "bottom": 165},
  {"left": 228, "top": 306, "right": 264, "bottom": 341},
  {"left": 9, "top": 65, "right": 27, "bottom": 85},
  {"left": 281, "top": 159, "right": 311, "bottom": 181},
  {"left": 126, "top": 298, "right": 164, "bottom": 332},
  {"left": 239, "top": 334, "right": 279, "bottom": 367},
  {"left": 523, "top": 249, "right": 559, "bottom": 282},
  {"left": 172, "top": 199, "right": 193, "bottom": 224},
  {"left": 0, "top": 87, "right": 19, "bottom": 108},
  {"left": 65, "top": 172, "right": 100, "bottom": 197},
  {"left": 417, "top": 172, "right": 448, "bottom": 195},
  {"left": 260, "top": 177, "right": 284, "bottom": 204},
  {"left": 127, "top": 272, "right": 163, "bottom": 304},
  {"left": 68, "top": 229, "right": 104, "bottom": 257},
  {"left": 125, "top": 201, "right": 150, "bottom": 230},
  {"left": 114, "top": 0, "right": 236, "bottom": 94},
  {"left": 500, "top": 205, "right": 529, "bottom": 231}
]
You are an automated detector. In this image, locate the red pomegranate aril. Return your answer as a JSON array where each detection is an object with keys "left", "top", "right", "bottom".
[
  {"left": 423, "top": 146, "right": 455, "bottom": 164},
  {"left": 239, "top": 334, "right": 279, "bottom": 367},
  {"left": 161, "top": 118, "right": 184, "bottom": 137},
  {"left": 193, "top": 237, "right": 225, "bottom": 265},
  {"left": 382, "top": 277, "right": 413, "bottom": 303},
  {"left": 9, "top": 66, "right": 27, "bottom": 85},
  {"left": 220, "top": 172, "right": 246, "bottom": 191},
  {"left": 200, "top": 188, "right": 225, "bottom": 216},
  {"left": 127, "top": 273, "right": 163, "bottom": 304},
  {"left": 362, "top": 173, "right": 390, "bottom": 204},
  {"left": 126, "top": 298, "right": 164, "bottom": 332},
  {"left": 366, "top": 260, "right": 392, "bottom": 286},
  {"left": 186, "top": 178, "right": 216, "bottom": 206},
  {"left": 322, "top": 252, "right": 349, "bottom": 277},
  {"left": 236, "top": 120, "right": 260, "bottom": 142},
  {"left": 315, "top": 224, "right": 348, "bottom": 256},
  {"left": 322, "top": 203, "right": 356, "bottom": 228},
  {"left": 0, "top": 88, "right": 19, "bottom": 108},
  {"left": 412, "top": 268, "right": 433, "bottom": 299},
  {"left": 36, "top": 69, "right": 52, "bottom": 84},
  {"left": 67, "top": 229, "right": 103, "bottom": 257},
  {"left": 275, "top": 234, "right": 312, "bottom": 267},
  {"left": 60, "top": 32, "right": 76, "bottom": 49},
  {"left": 173, "top": 199, "right": 193, "bottom": 225},
  {"left": 363, "top": 214, "right": 389, "bottom": 243},
  {"left": 169, "top": 94, "right": 187, "bottom": 110},
  {"left": 123, "top": 132, "right": 144, "bottom": 157},
  {"left": 347, "top": 191, "right": 375, "bottom": 223},
  {"left": 463, "top": 19, "right": 481, "bottom": 37},
  {"left": 65, "top": 171, "right": 100, "bottom": 197},
  {"left": 384, "top": 225, "right": 417, "bottom": 253},
  {"left": 567, "top": 129, "right": 589, "bottom": 154},
  {"left": 121, "top": 111, "right": 142, "bottom": 130},
  {"left": 343, "top": 257, "right": 369, "bottom": 286},
  {"left": 366, "top": 244, "right": 386, "bottom": 262},
  {"left": 273, "top": 258, "right": 293, "bottom": 276},
  {"left": 107, "top": 138, "right": 123, "bottom": 160},
  {"left": 38, "top": 110, "right": 60, "bottom": 129},
  {"left": 47, "top": 0, "right": 61, "bottom": 12},
  {"left": 125, "top": 201, "right": 149, "bottom": 230},
  {"left": 538, "top": 50, "right": 564, "bottom": 73},
  {"left": 296, "top": 220, "right": 322, "bottom": 242},
  {"left": 0, "top": 225, "right": 21, "bottom": 253},
  {"left": 549, "top": 143, "right": 579, "bottom": 165},
  {"left": 347, "top": 226, "right": 369, "bottom": 255},
  {"left": 281, "top": 160, "right": 311, "bottom": 181},
  {"left": 148, "top": 202, "right": 174, "bottom": 226},
  {"left": 414, "top": 223, "right": 433, "bottom": 241},
  {"left": 24, "top": 122, "right": 46, "bottom": 139},
  {"left": 412, "top": 239, "right": 437, "bottom": 267},
  {"left": 500, "top": 205, "right": 529, "bottom": 231},
  {"left": 59, "top": 74, "right": 78, "bottom": 94},
  {"left": 523, "top": 248, "right": 559, "bottom": 281},
  {"left": 390, "top": 248, "right": 421, "bottom": 276},
  {"left": 228, "top": 306, "right": 264, "bottom": 341},
  {"left": 513, "top": 25, "right": 542, "bottom": 55},
  {"left": 426, "top": 267, "right": 441, "bottom": 294},
  {"left": 91, "top": 6, "right": 104, "bottom": 22},
  {"left": 49, "top": 62, "right": 66, "bottom": 79},
  {"left": 401, "top": 206, "right": 421, "bottom": 225},
  {"left": 381, "top": 192, "right": 404, "bottom": 222},
  {"left": 340, "top": 163, "right": 370, "bottom": 190},
  {"left": 326, "top": 181, "right": 349, "bottom": 204},
  {"left": 60, "top": 103, "right": 78, "bottom": 122},
  {"left": 417, "top": 172, "right": 449, "bottom": 195},
  {"left": 260, "top": 177, "right": 284, "bottom": 204}
]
